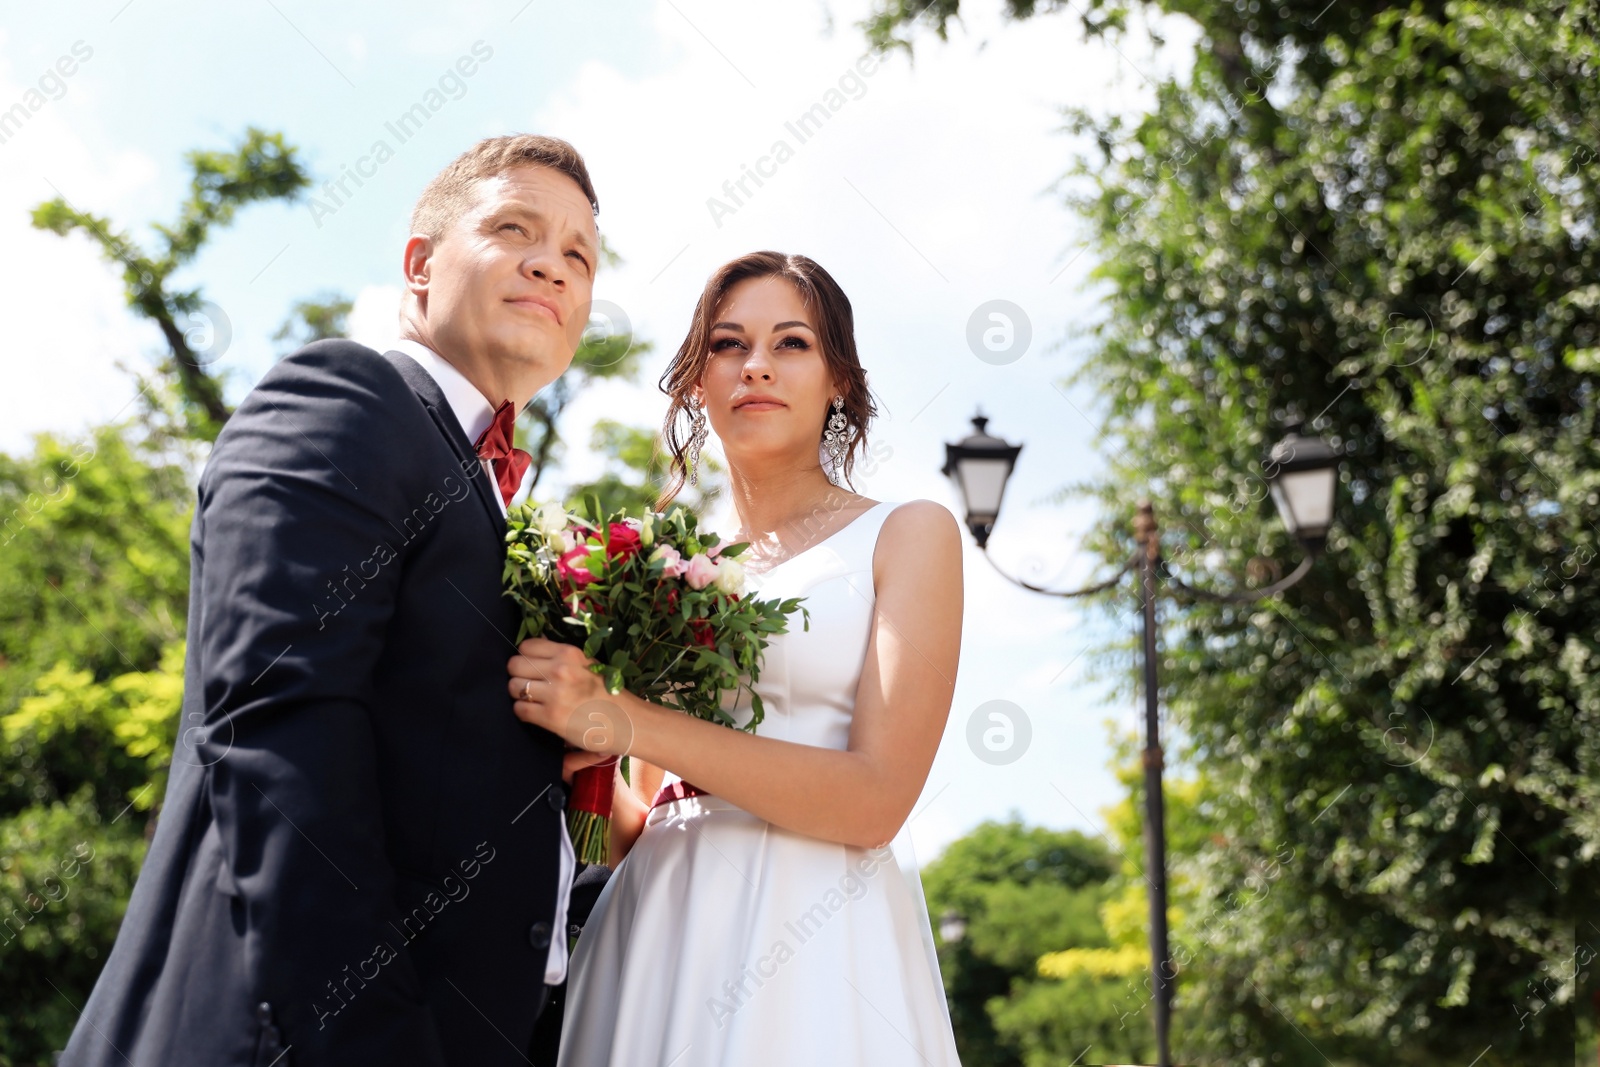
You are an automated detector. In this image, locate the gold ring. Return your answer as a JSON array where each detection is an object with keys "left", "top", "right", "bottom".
[{"left": 522, "top": 679, "right": 533, "bottom": 701}]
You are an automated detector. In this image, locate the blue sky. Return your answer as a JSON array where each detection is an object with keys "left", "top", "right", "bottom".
[{"left": 1, "top": 0, "right": 1197, "bottom": 861}]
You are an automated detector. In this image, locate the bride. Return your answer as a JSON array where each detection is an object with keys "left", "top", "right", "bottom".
[{"left": 508, "top": 250, "right": 964, "bottom": 1065}]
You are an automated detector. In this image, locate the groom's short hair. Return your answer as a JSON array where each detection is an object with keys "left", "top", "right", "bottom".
[{"left": 410, "top": 134, "right": 599, "bottom": 241}]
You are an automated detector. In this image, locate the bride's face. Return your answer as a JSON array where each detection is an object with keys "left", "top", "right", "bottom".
[{"left": 698, "top": 276, "right": 836, "bottom": 472}]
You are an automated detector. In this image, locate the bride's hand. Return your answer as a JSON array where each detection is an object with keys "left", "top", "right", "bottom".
[
  {"left": 561, "top": 748, "right": 616, "bottom": 785},
  {"left": 508, "top": 638, "right": 633, "bottom": 755}
]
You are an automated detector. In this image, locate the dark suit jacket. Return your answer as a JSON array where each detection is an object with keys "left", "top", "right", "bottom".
[
  {"left": 62, "top": 340, "right": 578, "bottom": 1067},
  {"left": 527, "top": 861, "right": 613, "bottom": 1063}
]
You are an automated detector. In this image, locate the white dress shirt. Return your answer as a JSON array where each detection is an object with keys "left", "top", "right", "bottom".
[{"left": 389, "top": 338, "right": 575, "bottom": 986}]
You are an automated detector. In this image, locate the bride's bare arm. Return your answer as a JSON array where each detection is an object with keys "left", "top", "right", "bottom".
[
  {"left": 512, "top": 500, "right": 963, "bottom": 850},
  {"left": 628, "top": 756, "right": 665, "bottom": 805},
  {"left": 605, "top": 757, "right": 665, "bottom": 863}
]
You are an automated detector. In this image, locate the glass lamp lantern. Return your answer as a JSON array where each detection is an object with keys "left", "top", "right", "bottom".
[
  {"left": 1265, "top": 422, "right": 1340, "bottom": 552},
  {"left": 941, "top": 414, "right": 1023, "bottom": 549}
]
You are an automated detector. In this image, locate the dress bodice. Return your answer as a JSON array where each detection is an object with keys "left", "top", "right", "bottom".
[{"left": 667, "top": 500, "right": 898, "bottom": 772}]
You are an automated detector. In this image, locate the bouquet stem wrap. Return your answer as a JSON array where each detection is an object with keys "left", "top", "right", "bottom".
[{"left": 568, "top": 757, "right": 619, "bottom": 866}]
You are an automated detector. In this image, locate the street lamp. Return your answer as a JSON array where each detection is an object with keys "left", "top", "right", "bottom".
[
  {"left": 1266, "top": 421, "right": 1340, "bottom": 553},
  {"left": 942, "top": 411, "right": 1339, "bottom": 1067},
  {"left": 941, "top": 413, "right": 1022, "bottom": 549},
  {"left": 938, "top": 908, "right": 967, "bottom": 945}
]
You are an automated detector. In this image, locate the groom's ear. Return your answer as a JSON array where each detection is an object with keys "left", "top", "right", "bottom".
[{"left": 403, "top": 234, "right": 435, "bottom": 296}]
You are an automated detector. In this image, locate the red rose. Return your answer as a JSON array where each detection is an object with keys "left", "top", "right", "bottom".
[
  {"left": 605, "top": 522, "right": 642, "bottom": 559},
  {"left": 689, "top": 618, "right": 716, "bottom": 649}
]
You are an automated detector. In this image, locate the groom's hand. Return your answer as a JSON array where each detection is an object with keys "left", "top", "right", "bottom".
[{"left": 508, "top": 638, "right": 632, "bottom": 754}]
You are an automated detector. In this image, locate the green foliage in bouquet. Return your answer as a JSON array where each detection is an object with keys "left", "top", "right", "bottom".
[
  {"left": 503, "top": 494, "right": 809, "bottom": 729},
  {"left": 503, "top": 493, "right": 809, "bottom": 864}
]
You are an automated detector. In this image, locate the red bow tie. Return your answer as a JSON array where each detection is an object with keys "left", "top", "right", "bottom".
[{"left": 473, "top": 399, "right": 532, "bottom": 508}]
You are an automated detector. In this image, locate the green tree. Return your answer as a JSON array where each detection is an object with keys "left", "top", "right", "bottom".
[
  {"left": 31, "top": 126, "right": 311, "bottom": 439},
  {"left": 0, "top": 417, "right": 194, "bottom": 1065},
  {"left": 272, "top": 291, "right": 354, "bottom": 353},
  {"left": 919, "top": 817, "right": 1119, "bottom": 1065},
  {"left": 866, "top": 0, "right": 1599, "bottom": 1062},
  {"left": 564, "top": 417, "right": 724, "bottom": 520},
  {"left": 0, "top": 788, "right": 150, "bottom": 1062}
]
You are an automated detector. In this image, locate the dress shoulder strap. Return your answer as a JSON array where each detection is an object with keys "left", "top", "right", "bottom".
[{"left": 837, "top": 499, "right": 900, "bottom": 567}]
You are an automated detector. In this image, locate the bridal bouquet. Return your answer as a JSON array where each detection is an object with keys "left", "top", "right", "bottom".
[{"left": 503, "top": 496, "right": 808, "bottom": 864}]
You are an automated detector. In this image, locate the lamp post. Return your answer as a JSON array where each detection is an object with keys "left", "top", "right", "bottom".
[
  {"left": 938, "top": 908, "right": 967, "bottom": 946},
  {"left": 942, "top": 412, "right": 1339, "bottom": 1067}
]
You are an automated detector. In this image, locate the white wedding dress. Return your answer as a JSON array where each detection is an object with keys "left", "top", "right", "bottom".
[{"left": 557, "top": 500, "right": 962, "bottom": 1066}]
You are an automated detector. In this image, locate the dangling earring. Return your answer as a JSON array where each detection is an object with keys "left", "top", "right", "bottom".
[
  {"left": 822, "top": 394, "right": 848, "bottom": 478},
  {"left": 686, "top": 398, "right": 709, "bottom": 487}
]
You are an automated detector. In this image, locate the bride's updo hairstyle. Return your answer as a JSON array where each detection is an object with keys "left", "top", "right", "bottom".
[{"left": 655, "top": 251, "right": 877, "bottom": 510}]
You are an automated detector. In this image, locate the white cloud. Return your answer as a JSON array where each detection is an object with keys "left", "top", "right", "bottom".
[
  {"left": 0, "top": 31, "right": 164, "bottom": 455},
  {"left": 347, "top": 282, "right": 403, "bottom": 350}
]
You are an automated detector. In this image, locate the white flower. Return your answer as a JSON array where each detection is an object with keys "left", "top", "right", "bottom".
[
  {"left": 529, "top": 554, "right": 554, "bottom": 582},
  {"left": 531, "top": 501, "right": 567, "bottom": 533},
  {"left": 532, "top": 502, "right": 577, "bottom": 551},
  {"left": 713, "top": 556, "right": 746, "bottom": 595}
]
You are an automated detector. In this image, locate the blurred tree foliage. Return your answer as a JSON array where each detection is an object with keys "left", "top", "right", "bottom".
[
  {"left": 0, "top": 418, "right": 192, "bottom": 1065},
  {"left": 920, "top": 817, "right": 1126, "bottom": 1065},
  {"left": 272, "top": 291, "right": 354, "bottom": 353},
  {"left": 31, "top": 127, "right": 310, "bottom": 440},
  {"left": 565, "top": 417, "right": 724, "bottom": 521},
  {"left": 867, "top": 0, "right": 1598, "bottom": 1063}
]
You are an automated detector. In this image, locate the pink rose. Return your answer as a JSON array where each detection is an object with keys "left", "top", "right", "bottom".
[
  {"left": 706, "top": 537, "right": 731, "bottom": 559},
  {"left": 650, "top": 544, "right": 688, "bottom": 578},
  {"left": 683, "top": 552, "right": 719, "bottom": 590},
  {"left": 557, "top": 542, "right": 597, "bottom": 589}
]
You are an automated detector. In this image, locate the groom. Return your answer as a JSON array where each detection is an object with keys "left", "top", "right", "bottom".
[{"left": 62, "top": 135, "right": 607, "bottom": 1066}]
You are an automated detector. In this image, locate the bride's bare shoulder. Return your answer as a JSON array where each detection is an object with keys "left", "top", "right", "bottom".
[
  {"left": 881, "top": 498, "right": 960, "bottom": 532},
  {"left": 874, "top": 500, "right": 963, "bottom": 585}
]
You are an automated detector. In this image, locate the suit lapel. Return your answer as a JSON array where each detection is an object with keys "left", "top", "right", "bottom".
[{"left": 382, "top": 349, "right": 505, "bottom": 539}]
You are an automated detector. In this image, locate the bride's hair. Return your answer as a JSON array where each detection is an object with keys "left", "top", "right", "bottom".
[{"left": 655, "top": 251, "right": 877, "bottom": 510}]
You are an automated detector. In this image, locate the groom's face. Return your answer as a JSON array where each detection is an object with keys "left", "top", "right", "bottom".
[{"left": 411, "top": 165, "right": 598, "bottom": 391}]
